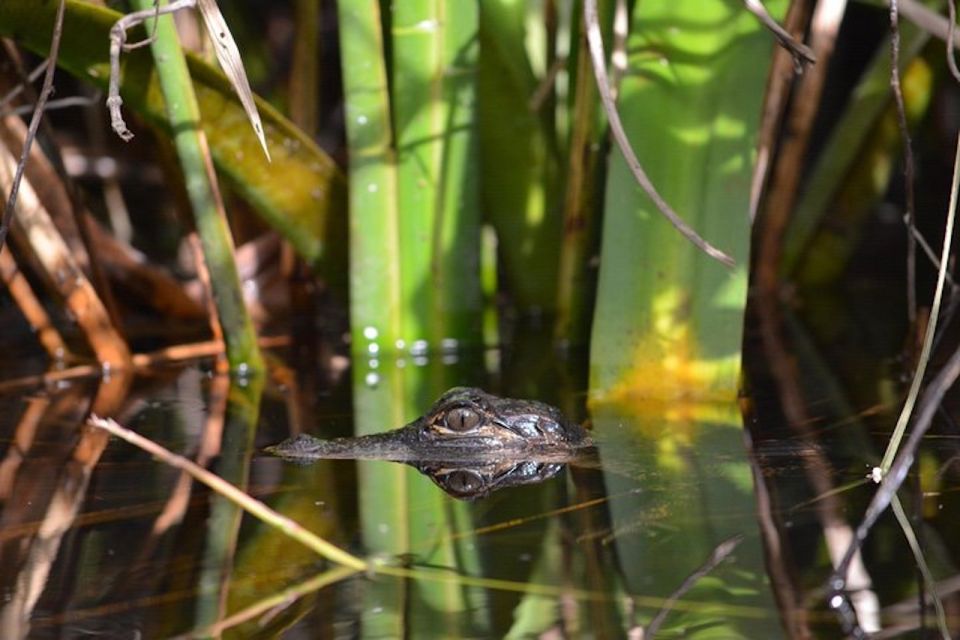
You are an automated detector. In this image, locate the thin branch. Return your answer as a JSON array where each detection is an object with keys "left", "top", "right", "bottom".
[
  {"left": 897, "top": 0, "right": 960, "bottom": 52},
  {"left": 0, "top": 0, "right": 66, "bottom": 251},
  {"left": 908, "top": 224, "right": 956, "bottom": 287},
  {"left": 948, "top": 0, "right": 960, "bottom": 83},
  {"left": 880, "top": 128, "right": 960, "bottom": 474},
  {"left": 890, "top": 0, "right": 919, "bottom": 323},
  {"left": 0, "top": 60, "right": 49, "bottom": 111},
  {"left": 88, "top": 414, "right": 368, "bottom": 571},
  {"left": 582, "top": 0, "right": 735, "bottom": 267},
  {"left": 643, "top": 534, "right": 743, "bottom": 637},
  {"left": 743, "top": 0, "right": 817, "bottom": 71},
  {"left": 0, "top": 95, "right": 99, "bottom": 118},
  {"left": 831, "top": 340, "right": 960, "bottom": 636},
  {"left": 528, "top": 56, "right": 566, "bottom": 112},
  {"left": 830, "top": 130, "right": 960, "bottom": 635},
  {"left": 107, "top": 0, "right": 196, "bottom": 142}
]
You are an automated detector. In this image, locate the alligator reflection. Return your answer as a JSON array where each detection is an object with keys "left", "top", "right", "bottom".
[{"left": 267, "top": 387, "right": 595, "bottom": 499}]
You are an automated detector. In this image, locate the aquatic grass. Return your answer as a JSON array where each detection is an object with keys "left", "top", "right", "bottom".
[
  {"left": 589, "top": 0, "right": 784, "bottom": 403},
  {"left": 196, "top": 565, "right": 361, "bottom": 637},
  {"left": 5, "top": 0, "right": 782, "bottom": 401}
]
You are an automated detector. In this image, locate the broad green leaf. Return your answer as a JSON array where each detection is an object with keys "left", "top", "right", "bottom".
[{"left": 590, "top": 1, "right": 783, "bottom": 403}]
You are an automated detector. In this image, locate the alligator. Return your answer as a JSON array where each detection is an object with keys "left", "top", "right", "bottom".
[{"left": 266, "top": 387, "right": 595, "bottom": 499}]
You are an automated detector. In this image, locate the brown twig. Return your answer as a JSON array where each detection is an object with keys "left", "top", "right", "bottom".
[
  {"left": 756, "top": 0, "right": 846, "bottom": 291},
  {"left": 0, "top": 0, "right": 65, "bottom": 251},
  {"left": 743, "top": 0, "right": 817, "bottom": 71},
  {"left": 0, "top": 131, "right": 131, "bottom": 369},
  {"left": 749, "top": 0, "right": 816, "bottom": 222},
  {"left": 107, "top": 0, "right": 196, "bottom": 141},
  {"left": 0, "top": 336, "right": 289, "bottom": 395},
  {"left": 0, "top": 246, "right": 69, "bottom": 360},
  {"left": 582, "top": 0, "right": 735, "bottom": 267}
]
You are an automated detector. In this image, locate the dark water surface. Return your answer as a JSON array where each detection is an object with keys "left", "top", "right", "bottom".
[{"left": 0, "top": 331, "right": 958, "bottom": 638}]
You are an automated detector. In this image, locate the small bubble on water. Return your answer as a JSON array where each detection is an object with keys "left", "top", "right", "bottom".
[
  {"left": 357, "top": 115, "right": 368, "bottom": 125},
  {"left": 410, "top": 339, "right": 429, "bottom": 356},
  {"left": 367, "top": 343, "right": 380, "bottom": 355},
  {"left": 442, "top": 353, "right": 459, "bottom": 365},
  {"left": 413, "top": 356, "right": 428, "bottom": 367},
  {"left": 369, "top": 358, "right": 379, "bottom": 369},
  {"left": 363, "top": 326, "right": 378, "bottom": 340},
  {"left": 440, "top": 338, "right": 458, "bottom": 353},
  {"left": 395, "top": 339, "right": 406, "bottom": 350},
  {"left": 367, "top": 183, "right": 378, "bottom": 193},
  {"left": 365, "top": 372, "right": 379, "bottom": 387}
]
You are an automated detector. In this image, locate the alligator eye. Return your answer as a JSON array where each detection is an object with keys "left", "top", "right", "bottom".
[{"left": 445, "top": 407, "right": 480, "bottom": 432}]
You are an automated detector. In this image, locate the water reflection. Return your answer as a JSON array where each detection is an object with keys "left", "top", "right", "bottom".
[
  {"left": 413, "top": 457, "right": 571, "bottom": 499},
  {"left": 5, "top": 339, "right": 945, "bottom": 637}
]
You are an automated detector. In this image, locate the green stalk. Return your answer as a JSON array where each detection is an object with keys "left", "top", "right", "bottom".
[
  {"left": 338, "top": 0, "right": 403, "bottom": 357},
  {"left": 392, "top": 1, "right": 482, "bottom": 351},
  {"left": 131, "top": 0, "right": 262, "bottom": 373},
  {"left": 555, "top": 8, "right": 603, "bottom": 346}
]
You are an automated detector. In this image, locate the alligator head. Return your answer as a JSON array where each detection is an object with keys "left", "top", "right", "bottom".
[{"left": 266, "top": 387, "right": 593, "bottom": 498}]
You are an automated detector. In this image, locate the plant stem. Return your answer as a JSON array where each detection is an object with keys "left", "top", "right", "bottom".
[{"left": 130, "top": 0, "right": 262, "bottom": 373}]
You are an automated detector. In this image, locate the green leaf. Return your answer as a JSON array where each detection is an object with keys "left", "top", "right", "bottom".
[{"left": 590, "top": 0, "right": 782, "bottom": 403}]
